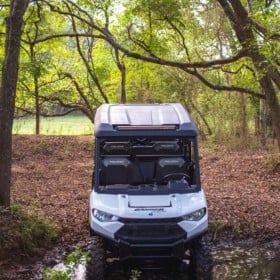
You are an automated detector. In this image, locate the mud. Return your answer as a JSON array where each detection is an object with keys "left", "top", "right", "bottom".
[{"left": 34, "top": 239, "right": 280, "bottom": 280}]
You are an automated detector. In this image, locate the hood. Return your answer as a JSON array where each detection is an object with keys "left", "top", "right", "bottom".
[{"left": 90, "top": 191, "right": 207, "bottom": 219}]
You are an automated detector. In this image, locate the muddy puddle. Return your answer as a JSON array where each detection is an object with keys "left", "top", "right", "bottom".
[
  {"left": 37, "top": 240, "right": 280, "bottom": 280},
  {"left": 212, "top": 240, "right": 280, "bottom": 280}
]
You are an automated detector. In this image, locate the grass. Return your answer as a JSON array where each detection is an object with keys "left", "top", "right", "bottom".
[
  {"left": 0, "top": 204, "right": 59, "bottom": 255},
  {"left": 13, "top": 114, "right": 93, "bottom": 135}
]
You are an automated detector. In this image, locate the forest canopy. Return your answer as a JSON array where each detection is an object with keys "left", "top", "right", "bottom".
[{"left": 0, "top": 0, "right": 279, "bottom": 141}]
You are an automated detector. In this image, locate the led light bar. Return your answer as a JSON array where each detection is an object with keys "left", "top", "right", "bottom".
[
  {"left": 104, "top": 142, "right": 130, "bottom": 152},
  {"left": 115, "top": 125, "right": 177, "bottom": 131}
]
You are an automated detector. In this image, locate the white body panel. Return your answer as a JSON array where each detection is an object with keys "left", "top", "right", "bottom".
[{"left": 89, "top": 190, "right": 208, "bottom": 241}]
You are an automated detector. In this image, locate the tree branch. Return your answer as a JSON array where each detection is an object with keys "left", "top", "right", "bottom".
[
  {"left": 62, "top": 72, "right": 95, "bottom": 116},
  {"left": 67, "top": 9, "right": 109, "bottom": 103},
  {"left": 38, "top": 0, "right": 266, "bottom": 100},
  {"left": 164, "top": 16, "right": 191, "bottom": 61},
  {"left": 183, "top": 68, "right": 264, "bottom": 99},
  {"left": 15, "top": 105, "right": 81, "bottom": 117},
  {"left": 126, "top": 24, "right": 159, "bottom": 58},
  {"left": 40, "top": 0, "right": 248, "bottom": 70},
  {"left": 21, "top": 32, "right": 105, "bottom": 44},
  {"left": 105, "top": 28, "right": 248, "bottom": 69}
]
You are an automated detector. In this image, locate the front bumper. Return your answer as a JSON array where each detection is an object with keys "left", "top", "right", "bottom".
[{"left": 90, "top": 217, "right": 207, "bottom": 264}]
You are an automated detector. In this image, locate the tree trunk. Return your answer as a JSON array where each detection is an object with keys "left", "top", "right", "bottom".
[
  {"left": 189, "top": 99, "right": 212, "bottom": 136},
  {"left": 240, "top": 92, "right": 248, "bottom": 140},
  {"left": 30, "top": 43, "right": 40, "bottom": 135},
  {"left": 35, "top": 76, "right": 40, "bottom": 135},
  {"left": 259, "top": 98, "right": 267, "bottom": 146},
  {"left": 217, "top": 0, "right": 280, "bottom": 150},
  {"left": 0, "top": 0, "right": 29, "bottom": 207},
  {"left": 120, "top": 64, "right": 126, "bottom": 104},
  {"left": 258, "top": 74, "right": 280, "bottom": 149},
  {"left": 114, "top": 49, "right": 127, "bottom": 103}
]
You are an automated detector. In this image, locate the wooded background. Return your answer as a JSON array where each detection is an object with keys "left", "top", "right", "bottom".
[{"left": 0, "top": 0, "right": 280, "bottom": 206}]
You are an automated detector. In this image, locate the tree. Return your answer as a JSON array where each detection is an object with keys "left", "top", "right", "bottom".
[
  {"left": 115, "top": 0, "right": 280, "bottom": 148},
  {"left": 2, "top": 0, "right": 279, "bottom": 149},
  {"left": 32, "top": 0, "right": 277, "bottom": 147},
  {"left": 0, "top": 0, "right": 29, "bottom": 207},
  {"left": 216, "top": 0, "right": 280, "bottom": 148},
  {"left": 20, "top": 1, "right": 46, "bottom": 134},
  {"left": 15, "top": 0, "right": 129, "bottom": 124}
]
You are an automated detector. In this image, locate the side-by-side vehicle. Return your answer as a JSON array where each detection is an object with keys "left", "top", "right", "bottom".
[{"left": 87, "top": 104, "right": 212, "bottom": 279}]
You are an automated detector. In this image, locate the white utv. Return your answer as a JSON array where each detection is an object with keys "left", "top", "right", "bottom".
[{"left": 88, "top": 104, "right": 212, "bottom": 279}]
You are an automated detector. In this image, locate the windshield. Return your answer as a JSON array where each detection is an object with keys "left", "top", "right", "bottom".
[{"left": 96, "top": 137, "right": 198, "bottom": 194}]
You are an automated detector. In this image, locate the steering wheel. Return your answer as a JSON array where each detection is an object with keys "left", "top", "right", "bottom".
[{"left": 160, "top": 173, "right": 190, "bottom": 184}]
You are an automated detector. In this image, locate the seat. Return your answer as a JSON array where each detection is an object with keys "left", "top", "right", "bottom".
[
  {"left": 100, "top": 157, "right": 131, "bottom": 185},
  {"left": 155, "top": 157, "right": 187, "bottom": 183},
  {"left": 130, "top": 159, "right": 155, "bottom": 184}
]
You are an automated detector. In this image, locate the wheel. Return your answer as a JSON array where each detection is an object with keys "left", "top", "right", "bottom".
[
  {"left": 86, "top": 236, "right": 106, "bottom": 280},
  {"left": 160, "top": 172, "right": 190, "bottom": 184},
  {"left": 189, "top": 238, "right": 213, "bottom": 280}
]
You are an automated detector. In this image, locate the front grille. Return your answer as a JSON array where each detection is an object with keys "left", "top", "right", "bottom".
[
  {"left": 115, "top": 220, "right": 186, "bottom": 244},
  {"left": 131, "top": 247, "right": 172, "bottom": 256}
]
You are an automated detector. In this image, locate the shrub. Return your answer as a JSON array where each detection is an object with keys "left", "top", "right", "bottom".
[{"left": 0, "top": 205, "right": 59, "bottom": 257}]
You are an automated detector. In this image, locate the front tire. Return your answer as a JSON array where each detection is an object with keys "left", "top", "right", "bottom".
[
  {"left": 86, "top": 236, "right": 106, "bottom": 280},
  {"left": 189, "top": 238, "right": 213, "bottom": 280}
]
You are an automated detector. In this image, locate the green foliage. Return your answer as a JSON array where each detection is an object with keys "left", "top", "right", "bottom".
[
  {"left": 2, "top": 0, "right": 279, "bottom": 146},
  {"left": 42, "top": 269, "right": 69, "bottom": 280},
  {"left": 209, "top": 219, "right": 227, "bottom": 240},
  {"left": 21, "top": 216, "right": 57, "bottom": 251},
  {"left": 233, "top": 223, "right": 242, "bottom": 237},
  {"left": 42, "top": 247, "right": 90, "bottom": 280},
  {"left": 249, "top": 222, "right": 255, "bottom": 236},
  {"left": 65, "top": 247, "right": 90, "bottom": 268},
  {"left": 0, "top": 205, "right": 58, "bottom": 254},
  {"left": 130, "top": 269, "right": 142, "bottom": 280}
]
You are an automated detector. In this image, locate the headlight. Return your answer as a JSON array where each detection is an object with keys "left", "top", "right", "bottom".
[
  {"left": 92, "top": 209, "right": 119, "bottom": 222},
  {"left": 182, "top": 208, "right": 206, "bottom": 221}
]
